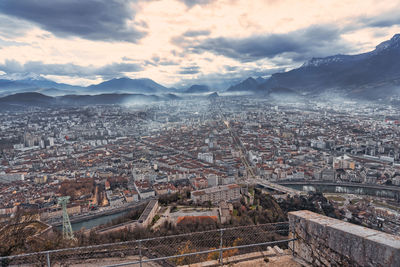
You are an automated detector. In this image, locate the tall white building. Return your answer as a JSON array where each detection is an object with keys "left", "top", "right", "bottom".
[
  {"left": 198, "top": 152, "right": 213, "bottom": 164},
  {"left": 48, "top": 137, "right": 55, "bottom": 146}
]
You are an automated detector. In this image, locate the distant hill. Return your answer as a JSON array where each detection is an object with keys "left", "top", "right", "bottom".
[
  {"left": 255, "top": 77, "right": 266, "bottom": 84},
  {"left": 17, "top": 77, "right": 82, "bottom": 90},
  {"left": 0, "top": 92, "right": 53, "bottom": 106},
  {"left": 0, "top": 79, "right": 34, "bottom": 90},
  {"left": 263, "top": 34, "right": 400, "bottom": 99},
  {"left": 37, "top": 88, "right": 77, "bottom": 96},
  {"left": 87, "top": 78, "right": 168, "bottom": 94},
  {"left": 0, "top": 77, "right": 83, "bottom": 94},
  {"left": 207, "top": 92, "right": 219, "bottom": 99},
  {"left": 0, "top": 92, "right": 179, "bottom": 109},
  {"left": 226, "top": 77, "right": 259, "bottom": 92},
  {"left": 163, "top": 93, "right": 181, "bottom": 100},
  {"left": 183, "top": 85, "right": 210, "bottom": 94},
  {"left": 0, "top": 77, "right": 169, "bottom": 96},
  {"left": 227, "top": 34, "right": 400, "bottom": 99}
]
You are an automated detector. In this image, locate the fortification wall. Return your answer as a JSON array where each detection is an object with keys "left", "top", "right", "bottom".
[{"left": 288, "top": 210, "right": 400, "bottom": 267}]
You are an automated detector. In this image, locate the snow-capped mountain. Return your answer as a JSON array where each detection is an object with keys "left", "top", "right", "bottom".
[{"left": 257, "top": 33, "right": 400, "bottom": 99}]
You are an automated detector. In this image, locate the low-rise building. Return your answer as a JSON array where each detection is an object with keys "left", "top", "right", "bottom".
[
  {"left": 124, "top": 190, "right": 139, "bottom": 203},
  {"left": 191, "top": 184, "right": 241, "bottom": 204}
]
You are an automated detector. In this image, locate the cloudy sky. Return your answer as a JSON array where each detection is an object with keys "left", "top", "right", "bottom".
[{"left": 0, "top": 0, "right": 399, "bottom": 89}]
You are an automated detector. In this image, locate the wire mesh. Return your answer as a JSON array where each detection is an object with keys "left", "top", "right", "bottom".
[{"left": 0, "top": 222, "right": 291, "bottom": 266}]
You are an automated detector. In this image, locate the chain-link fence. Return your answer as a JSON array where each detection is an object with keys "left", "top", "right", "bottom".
[{"left": 0, "top": 222, "right": 294, "bottom": 266}]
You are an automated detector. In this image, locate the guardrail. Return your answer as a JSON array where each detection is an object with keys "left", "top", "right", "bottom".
[{"left": 0, "top": 222, "right": 293, "bottom": 266}]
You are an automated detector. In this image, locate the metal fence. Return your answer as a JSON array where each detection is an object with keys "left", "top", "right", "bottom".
[{"left": 0, "top": 222, "right": 294, "bottom": 266}]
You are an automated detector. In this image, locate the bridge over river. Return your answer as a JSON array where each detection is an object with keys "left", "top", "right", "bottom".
[{"left": 251, "top": 178, "right": 305, "bottom": 196}]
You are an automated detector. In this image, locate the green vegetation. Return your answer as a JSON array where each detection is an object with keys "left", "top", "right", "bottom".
[
  {"left": 232, "top": 209, "right": 238, "bottom": 217},
  {"left": 158, "top": 191, "right": 191, "bottom": 206},
  {"left": 326, "top": 195, "right": 346, "bottom": 202},
  {"left": 170, "top": 204, "right": 179, "bottom": 213},
  {"left": 0, "top": 212, "right": 69, "bottom": 258},
  {"left": 151, "top": 214, "right": 161, "bottom": 226},
  {"left": 248, "top": 187, "right": 254, "bottom": 196},
  {"left": 350, "top": 199, "right": 361, "bottom": 205},
  {"left": 373, "top": 200, "right": 400, "bottom": 212},
  {"left": 278, "top": 191, "right": 344, "bottom": 219},
  {"left": 0, "top": 187, "right": 343, "bottom": 258},
  {"left": 58, "top": 178, "right": 95, "bottom": 201}
]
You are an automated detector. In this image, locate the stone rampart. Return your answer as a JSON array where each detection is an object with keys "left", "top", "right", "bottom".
[{"left": 288, "top": 210, "right": 400, "bottom": 267}]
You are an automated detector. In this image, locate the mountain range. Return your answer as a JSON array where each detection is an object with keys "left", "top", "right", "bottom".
[
  {"left": 228, "top": 34, "right": 400, "bottom": 99},
  {"left": 1, "top": 34, "right": 400, "bottom": 102},
  {"left": 0, "top": 77, "right": 172, "bottom": 97},
  {"left": 0, "top": 92, "right": 181, "bottom": 111},
  {"left": 182, "top": 84, "right": 210, "bottom": 94},
  {"left": 87, "top": 78, "right": 168, "bottom": 94}
]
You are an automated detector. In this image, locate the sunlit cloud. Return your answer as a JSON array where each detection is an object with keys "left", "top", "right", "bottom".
[
  {"left": 0, "top": 0, "right": 399, "bottom": 88},
  {"left": 0, "top": 59, "right": 143, "bottom": 79}
]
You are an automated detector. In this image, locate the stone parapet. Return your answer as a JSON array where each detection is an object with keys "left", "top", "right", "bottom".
[{"left": 288, "top": 210, "right": 400, "bottom": 267}]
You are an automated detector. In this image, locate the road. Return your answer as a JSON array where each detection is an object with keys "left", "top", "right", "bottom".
[
  {"left": 218, "top": 105, "right": 256, "bottom": 179},
  {"left": 250, "top": 178, "right": 304, "bottom": 196},
  {"left": 217, "top": 103, "right": 305, "bottom": 197}
]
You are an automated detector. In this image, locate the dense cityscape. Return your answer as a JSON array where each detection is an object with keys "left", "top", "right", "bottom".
[{"left": 1, "top": 97, "right": 400, "bottom": 239}]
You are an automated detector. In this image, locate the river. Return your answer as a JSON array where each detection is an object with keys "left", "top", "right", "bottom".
[
  {"left": 70, "top": 210, "right": 130, "bottom": 231},
  {"left": 54, "top": 201, "right": 149, "bottom": 231},
  {"left": 54, "top": 209, "right": 131, "bottom": 232}
]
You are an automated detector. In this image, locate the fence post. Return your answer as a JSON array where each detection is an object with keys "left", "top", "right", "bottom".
[
  {"left": 46, "top": 252, "right": 51, "bottom": 267},
  {"left": 139, "top": 240, "right": 142, "bottom": 267},
  {"left": 219, "top": 228, "right": 223, "bottom": 265},
  {"left": 291, "top": 225, "right": 295, "bottom": 257}
]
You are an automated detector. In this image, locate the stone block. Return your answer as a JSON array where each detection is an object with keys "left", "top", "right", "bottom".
[{"left": 288, "top": 210, "right": 400, "bottom": 267}]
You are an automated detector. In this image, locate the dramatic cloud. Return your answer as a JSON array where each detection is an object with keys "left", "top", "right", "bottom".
[
  {"left": 0, "top": 60, "right": 143, "bottom": 78},
  {"left": 0, "top": 38, "right": 28, "bottom": 48},
  {"left": 178, "top": 65, "right": 201, "bottom": 75},
  {"left": 183, "top": 30, "right": 211, "bottom": 37},
  {"left": 0, "top": 14, "right": 32, "bottom": 38},
  {"left": 0, "top": 0, "right": 399, "bottom": 88},
  {"left": 175, "top": 24, "right": 353, "bottom": 63},
  {"left": 357, "top": 10, "right": 400, "bottom": 29},
  {"left": 143, "top": 56, "right": 180, "bottom": 67},
  {"left": 180, "top": 0, "right": 216, "bottom": 8},
  {"left": 0, "top": 0, "right": 146, "bottom": 42},
  {"left": 224, "top": 66, "right": 238, "bottom": 72}
]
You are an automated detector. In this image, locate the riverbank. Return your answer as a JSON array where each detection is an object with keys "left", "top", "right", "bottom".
[{"left": 49, "top": 199, "right": 151, "bottom": 231}]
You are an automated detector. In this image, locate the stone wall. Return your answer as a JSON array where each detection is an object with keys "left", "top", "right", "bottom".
[{"left": 288, "top": 210, "right": 400, "bottom": 267}]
